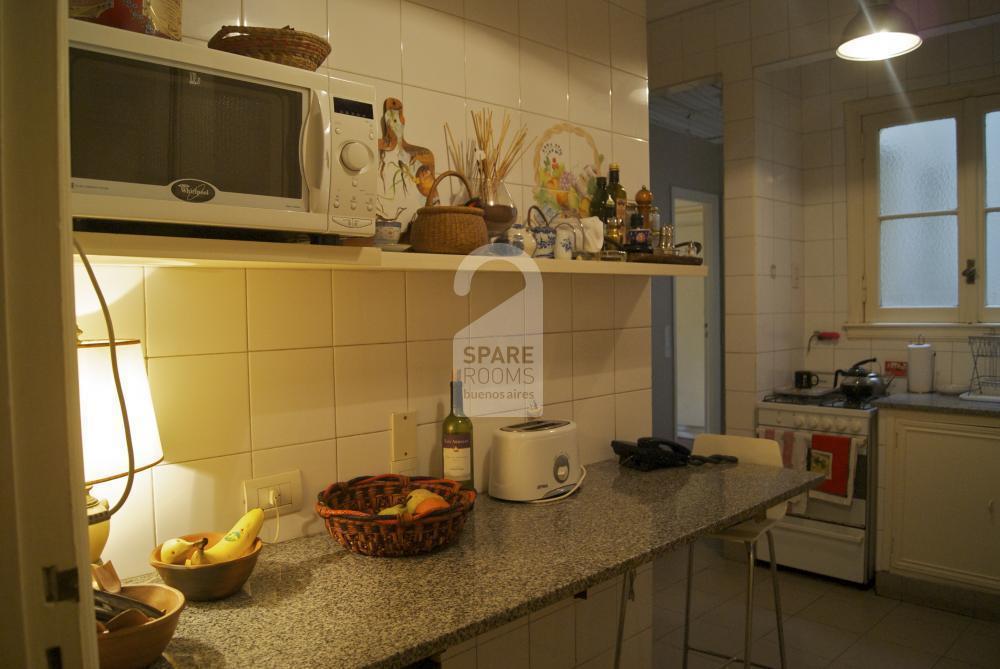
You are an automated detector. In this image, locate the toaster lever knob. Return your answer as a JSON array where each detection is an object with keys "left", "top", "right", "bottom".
[{"left": 554, "top": 454, "right": 571, "bottom": 483}]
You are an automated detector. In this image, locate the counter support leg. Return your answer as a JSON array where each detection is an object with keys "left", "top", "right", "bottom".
[
  {"left": 767, "top": 530, "right": 787, "bottom": 669},
  {"left": 744, "top": 540, "right": 755, "bottom": 669},
  {"left": 682, "top": 542, "right": 694, "bottom": 669}
]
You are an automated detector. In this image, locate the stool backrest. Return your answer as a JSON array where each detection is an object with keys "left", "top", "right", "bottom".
[{"left": 693, "top": 433, "right": 787, "bottom": 521}]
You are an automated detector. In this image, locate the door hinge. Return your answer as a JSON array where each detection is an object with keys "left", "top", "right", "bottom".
[{"left": 42, "top": 565, "right": 78, "bottom": 603}]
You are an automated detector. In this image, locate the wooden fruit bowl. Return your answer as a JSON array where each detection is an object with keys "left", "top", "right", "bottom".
[
  {"left": 97, "top": 584, "right": 184, "bottom": 669},
  {"left": 149, "top": 532, "right": 263, "bottom": 601}
]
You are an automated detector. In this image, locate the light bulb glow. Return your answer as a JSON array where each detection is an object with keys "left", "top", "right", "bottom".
[{"left": 837, "top": 30, "right": 922, "bottom": 61}]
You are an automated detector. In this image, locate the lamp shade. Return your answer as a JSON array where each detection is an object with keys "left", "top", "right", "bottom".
[
  {"left": 836, "top": 2, "right": 921, "bottom": 61},
  {"left": 78, "top": 340, "right": 163, "bottom": 485}
]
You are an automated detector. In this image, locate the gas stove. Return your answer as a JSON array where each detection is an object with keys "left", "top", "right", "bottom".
[{"left": 762, "top": 390, "right": 875, "bottom": 410}]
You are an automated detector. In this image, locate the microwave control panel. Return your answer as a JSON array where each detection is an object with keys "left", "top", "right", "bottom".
[{"left": 329, "top": 77, "right": 377, "bottom": 237}]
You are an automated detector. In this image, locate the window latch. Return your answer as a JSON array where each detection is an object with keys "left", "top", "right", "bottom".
[{"left": 962, "top": 259, "right": 977, "bottom": 284}]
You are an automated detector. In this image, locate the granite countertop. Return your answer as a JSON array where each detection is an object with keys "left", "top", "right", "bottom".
[
  {"left": 875, "top": 392, "right": 1000, "bottom": 418},
  {"left": 145, "top": 460, "right": 822, "bottom": 669}
]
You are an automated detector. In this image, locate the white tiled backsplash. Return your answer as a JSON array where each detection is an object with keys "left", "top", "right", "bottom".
[{"left": 75, "top": 267, "right": 652, "bottom": 577}]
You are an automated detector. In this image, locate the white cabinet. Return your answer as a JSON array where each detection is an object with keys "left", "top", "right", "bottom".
[
  {"left": 438, "top": 564, "right": 653, "bottom": 669},
  {"left": 887, "top": 413, "right": 1000, "bottom": 593}
]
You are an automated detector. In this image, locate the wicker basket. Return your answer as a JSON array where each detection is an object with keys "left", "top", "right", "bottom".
[
  {"left": 315, "top": 474, "right": 476, "bottom": 557},
  {"left": 208, "top": 25, "right": 331, "bottom": 71},
  {"left": 409, "top": 171, "right": 488, "bottom": 255}
]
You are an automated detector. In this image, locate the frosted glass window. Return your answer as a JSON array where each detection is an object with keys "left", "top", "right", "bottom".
[
  {"left": 879, "top": 119, "right": 957, "bottom": 216},
  {"left": 880, "top": 216, "right": 958, "bottom": 307},
  {"left": 987, "top": 213, "right": 1000, "bottom": 307},
  {"left": 987, "top": 112, "right": 1000, "bottom": 208}
]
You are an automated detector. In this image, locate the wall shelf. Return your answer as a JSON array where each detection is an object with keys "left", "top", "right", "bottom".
[{"left": 74, "top": 232, "right": 708, "bottom": 278}]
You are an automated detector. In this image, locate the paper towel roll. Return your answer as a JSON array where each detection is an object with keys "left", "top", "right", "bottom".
[{"left": 908, "top": 343, "right": 934, "bottom": 393}]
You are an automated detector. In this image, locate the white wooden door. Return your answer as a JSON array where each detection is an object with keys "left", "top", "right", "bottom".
[
  {"left": 0, "top": 1, "right": 97, "bottom": 666},
  {"left": 891, "top": 418, "right": 1000, "bottom": 592}
]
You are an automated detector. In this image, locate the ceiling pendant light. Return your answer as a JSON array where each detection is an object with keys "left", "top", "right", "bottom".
[{"left": 836, "top": 0, "right": 922, "bottom": 61}]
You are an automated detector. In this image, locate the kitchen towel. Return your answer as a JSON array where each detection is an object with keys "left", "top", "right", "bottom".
[
  {"left": 808, "top": 434, "right": 857, "bottom": 506},
  {"left": 756, "top": 427, "right": 808, "bottom": 514},
  {"left": 580, "top": 216, "right": 604, "bottom": 253},
  {"left": 908, "top": 341, "right": 935, "bottom": 393}
]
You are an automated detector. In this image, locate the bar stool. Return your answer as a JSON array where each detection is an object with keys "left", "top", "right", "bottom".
[{"left": 682, "top": 434, "right": 788, "bottom": 669}]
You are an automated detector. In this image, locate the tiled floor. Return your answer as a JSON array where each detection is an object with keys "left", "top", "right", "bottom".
[{"left": 652, "top": 543, "right": 1000, "bottom": 669}]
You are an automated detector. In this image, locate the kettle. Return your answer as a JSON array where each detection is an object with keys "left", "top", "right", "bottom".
[{"left": 833, "top": 357, "right": 889, "bottom": 402}]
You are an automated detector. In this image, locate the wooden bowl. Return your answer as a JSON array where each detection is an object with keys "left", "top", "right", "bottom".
[
  {"left": 149, "top": 532, "right": 263, "bottom": 601},
  {"left": 97, "top": 584, "right": 184, "bottom": 669}
]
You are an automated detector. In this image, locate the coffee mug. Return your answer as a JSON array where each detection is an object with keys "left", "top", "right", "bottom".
[{"left": 794, "top": 370, "right": 820, "bottom": 389}]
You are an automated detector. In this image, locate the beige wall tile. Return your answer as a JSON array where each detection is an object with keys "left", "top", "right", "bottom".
[
  {"left": 152, "top": 453, "right": 252, "bottom": 543},
  {"left": 519, "top": 0, "right": 567, "bottom": 50},
  {"left": 569, "top": 55, "right": 612, "bottom": 131},
  {"left": 252, "top": 439, "right": 336, "bottom": 542},
  {"left": 336, "top": 431, "right": 391, "bottom": 480},
  {"left": 520, "top": 38, "right": 569, "bottom": 118},
  {"left": 148, "top": 353, "right": 250, "bottom": 463},
  {"left": 543, "top": 332, "right": 574, "bottom": 406},
  {"left": 614, "top": 389, "right": 651, "bottom": 443},
  {"left": 465, "top": 22, "right": 520, "bottom": 107},
  {"left": 611, "top": 133, "right": 650, "bottom": 185},
  {"left": 144, "top": 268, "right": 246, "bottom": 357},
  {"left": 408, "top": 0, "right": 462, "bottom": 16},
  {"left": 610, "top": 4, "right": 647, "bottom": 77},
  {"left": 333, "top": 270, "right": 406, "bottom": 345},
  {"left": 183, "top": 0, "right": 240, "bottom": 41},
  {"left": 469, "top": 271, "right": 526, "bottom": 337},
  {"left": 528, "top": 275, "right": 567, "bottom": 336},
  {"left": 613, "top": 327, "right": 651, "bottom": 392},
  {"left": 572, "top": 275, "right": 614, "bottom": 330},
  {"left": 405, "top": 271, "right": 470, "bottom": 341},
  {"left": 328, "top": 0, "right": 401, "bottom": 81},
  {"left": 334, "top": 343, "right": 407, "bottom": 436},
  {"left": 249, "top": 348, "right": 336, "bottom": 450},
  {"left": 466, "top": 0, "right": 517, "bottom": 33},
  {"left": 401, "top": 1, "right": 465, "bottom": 96},
  {"left": 611, "top": 69, "right": 649, "bottom": 140},
  {"left": 246, "top": 269, "right": 332, "bottom": 351},
  {"left": 750, "top": 0, "right": 788, "bottom": 36},
  {"left": 407, "top": 339, "right": 453, "bottom": 424},
  {"left": 74, "top": 264, "right": 145, "bottom": 341},
  {"left": 244, "top": 0, "right": 326, "bottom": 37},
  {"left": 568, "top": 0, "right": 611, "bottom": 65},
  {"left": 573, "top": 330, "right": 614, "bottom": 399},
  {"left": 573, "top": 395, "right": 616, "bottom": 465}
]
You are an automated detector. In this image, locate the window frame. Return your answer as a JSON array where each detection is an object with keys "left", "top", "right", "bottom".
[{"left": 846, "top": 78, "right": 1000, "bottom": 338}]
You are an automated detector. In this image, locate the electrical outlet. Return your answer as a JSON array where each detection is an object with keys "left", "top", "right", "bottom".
[
  {"left": 391, "top": 411, "right": 417, "bottom": 461},
  {"left": 242, "top": 470, "right": 302, "bottom": 516}
]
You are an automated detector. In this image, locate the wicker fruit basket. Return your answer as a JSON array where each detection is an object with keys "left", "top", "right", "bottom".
[
  {"left": 208, "top": 25, "right": 331, "bottom": 71},
  {"left": 408, "top": 171, "right": 488, "bottom": 255},
  {"left": 316, "top": 474, "right": 476, "bottom": 557}
]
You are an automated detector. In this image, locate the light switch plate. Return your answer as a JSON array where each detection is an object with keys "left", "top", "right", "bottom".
[
  {"left": 391, "top": 411, "right": 417, "bottom": 461},
  {"left": 242, "top": 469, "right": 302, "bottom": 517}
]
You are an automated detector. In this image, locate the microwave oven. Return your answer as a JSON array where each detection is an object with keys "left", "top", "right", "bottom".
[{"left": 68, "top": 21, "right": 377, "bottom": 237}]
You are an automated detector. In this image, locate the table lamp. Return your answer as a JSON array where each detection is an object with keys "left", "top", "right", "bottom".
[{"left": 78, "top": 339, "right": 163, "bottom": 563}]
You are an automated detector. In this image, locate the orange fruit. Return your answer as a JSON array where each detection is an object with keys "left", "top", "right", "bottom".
[{"left": 413, "top": 496, "right": 450, "bottom": 517}]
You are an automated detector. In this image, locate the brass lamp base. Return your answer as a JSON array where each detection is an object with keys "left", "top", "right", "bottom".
[{"left": 86, "top": 488, "right": 110, "bottom": 564}]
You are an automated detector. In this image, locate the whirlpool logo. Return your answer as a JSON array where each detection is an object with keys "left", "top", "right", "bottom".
[{"left": 170, "top": 179, "right": 216, "bottom": 203}]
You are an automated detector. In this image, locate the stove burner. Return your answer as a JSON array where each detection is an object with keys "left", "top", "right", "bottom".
[{"left": 762, "top": 391, "right": 875, "bottom": 410}]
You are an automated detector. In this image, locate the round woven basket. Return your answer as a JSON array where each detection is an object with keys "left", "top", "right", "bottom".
[
  {"left": 315, "top": 474, "right": 476, "bottom": 557},
  {"left": 208, "top": 25, "right": 331, "bottom": 71},
  {"left": 409, "top": 171, "right": 488, "bottom": 255}
]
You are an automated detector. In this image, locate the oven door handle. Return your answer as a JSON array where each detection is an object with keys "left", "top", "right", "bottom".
[
  {"left": 300, "top": 88, "right": 330, "bottom": 213},
  {"left": 778, "top": 522, "right": 864, "bottom": 544}
]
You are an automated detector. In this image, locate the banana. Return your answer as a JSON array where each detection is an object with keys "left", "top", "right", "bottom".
[
  {"left": 191, "top": 508, "right": 264, "bottom": 565},
  {"left": 404, "top": 489, "right": 435, "bottom": 514},
  {"left": 378, "top": 503, "right": 407, "bottom": 516},
  {"left": 159, "top": 537, "right": 208, "bottom": 565}
]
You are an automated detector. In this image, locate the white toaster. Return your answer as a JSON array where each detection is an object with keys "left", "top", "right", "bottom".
[{"left": 489, "top": 419, "right": 581, "bottom": 502}]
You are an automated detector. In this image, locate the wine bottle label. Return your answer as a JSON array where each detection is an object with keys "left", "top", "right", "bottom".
[{"left": 442, "top": 434, "right": 472, "bottom": 480}]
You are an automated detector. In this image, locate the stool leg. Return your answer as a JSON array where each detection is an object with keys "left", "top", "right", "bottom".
[
  {"left": 766, "top": 530, "right": 787, "bottom": 669},
  {"left": 743, "top": 540, "right": 755, "bottom": 669},
  {"left": 682, "top": 543, "right": 694, "bottom": 669}
]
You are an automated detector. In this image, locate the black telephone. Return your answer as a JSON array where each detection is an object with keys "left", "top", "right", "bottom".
[{"left": 611, "top": 437, "right": 738, "bottom": 472}]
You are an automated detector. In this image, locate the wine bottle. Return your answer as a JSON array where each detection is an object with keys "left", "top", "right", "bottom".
[
  {"left": 442, "top": 373, "right": 474, "bottom": 489},
  {"left": 589, "top": 176, "right": 609, "bottom": 219},
  {"left": 608, "top": 163, "right": 627, "bottom": 206}
]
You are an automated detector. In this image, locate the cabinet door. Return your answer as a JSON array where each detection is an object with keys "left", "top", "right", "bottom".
[{"left": 892, "top": 420, "right": 1000, "bottom": 591}]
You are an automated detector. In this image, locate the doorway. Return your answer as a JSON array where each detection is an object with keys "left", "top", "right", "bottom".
[{"left": 671, "top": 189, "right": 722, "bottom": 439}]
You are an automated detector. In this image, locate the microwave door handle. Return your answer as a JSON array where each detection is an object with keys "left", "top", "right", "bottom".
[{"left": 300, "top": 88, "right": 330, "bottom": 214}]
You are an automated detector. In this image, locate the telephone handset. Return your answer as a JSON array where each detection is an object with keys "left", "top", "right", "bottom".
[{"left": 611, "top": 437, "right": 738, "bottom": 471}]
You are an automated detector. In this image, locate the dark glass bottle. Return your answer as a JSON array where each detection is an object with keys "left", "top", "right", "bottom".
[{"left": 442, "top": 376, "right": 473, "bottom": 489}]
